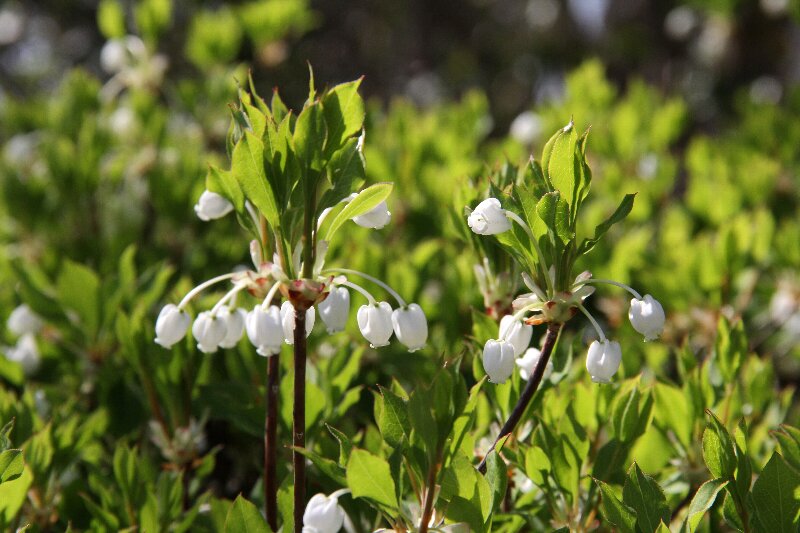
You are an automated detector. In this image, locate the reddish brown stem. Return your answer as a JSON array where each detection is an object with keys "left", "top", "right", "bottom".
[
  {"left": 293, "top": 307, "right": 308, "bottom": 533},
  {"left": 477, "top": 322, "right": 562, "bottom": 474},
  {"left": 264, "top": 353, "right": 279, "bottom": 531}
]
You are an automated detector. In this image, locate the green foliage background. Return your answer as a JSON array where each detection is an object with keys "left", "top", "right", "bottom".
[{"left": 0, "top": 0, "right": 799, "bottom": 531}]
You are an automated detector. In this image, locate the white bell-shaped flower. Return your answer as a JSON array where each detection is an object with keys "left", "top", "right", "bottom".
[
  {"left": 318, "top": 287, "right": 350, "bottom": 333},
  {"left": 194, "top": 190, "right": 234, "bottom": 221},
  {"left": 467, "top": 198, "right": 512, "bottom": 235},
  {"left": 498, "top": 314, "right": 533, "bottom": 356},
  {"left": 303, "top": 493, "right": 345, "bottom": 533},
  {"left": 7, "top": 304, "right": 44, "bottom": 336},
  {"left": 392, "top": 304, "right": 428, "bottom": 352},
  {"left": 4, "top": 333, "right": 40, "bottom": 375},
  {"left": 628, "top": 295, "right": 665, "bottom": 341},
  {"left": 192, "top": 311, "right": 226, "bottom": 354},
  {"left": 280, "top": 301, "right": 315, "bottom": 344},
  {"left": 356, "top": 302, "right": 393, "bottom": 348},
  {"left": 218, "top": 308, "right": 246, "bottom": 349},
  {"left": 100, "top": 39, "right": 127, "bottom": 73},
  {"left": 245, "top": 305, "right": 284, "bottom": 356},
  {"left": 515, "top": 347, "right": 553, "bottom": 381},
  {"left": 586, "top": 340, "right": 622, "bottom": 383},
  {"left": 154, "top": 304, "right": 191, "bottom": 348},
  {"left": 482, "top": 339, "right": 516, "bottom": 383},
  {"left": 353, "top": 201, "right": 391, "bottom": 229}
]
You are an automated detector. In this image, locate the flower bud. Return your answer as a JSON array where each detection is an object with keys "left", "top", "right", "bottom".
[
  {"left": 7, "top": 304, "right": 44, "bottom": 336},
  {"left": 194, "top": 190, "right": 234, "bottom": 221},
  {"left": 245, "top": 305, "right": 283, "bottom": 356},
  {"left": 192, "top": 311, "right": 226, "bottom": 353},
  {"left": 353, "top": 201, "right": 391, "bottom": 229},
  {"left": 303, "top": 493, "right": 345, "bottom": 533},
  {"left": 318, "top": 287, "right": 350, "bottom": 333},
  {"left": 217, "top": 308, "right": 246, "bottom": 349},
  {"left": 4, "top": 333, "right": 40, "bottom": 375},
  {"left": 482, "top": 339, "right": 516, "bottom": 383},
  {"left": 515, "top": 347, "right": 554, "bottom": 381},
  {"left": 392, "top": 304, "right": 428, "bottom": 352},
  {"left": 154, "top": 304, "right": 191, "bottom": 348},
  {"left": 498, "top": 315, "right": 533, "bottom": 356},
  {"left": 586, "top": 340, "right": 622, "bottom": 383},
  {"left": 467, "top": 198, "right": 512, "bottom": 235},
  {"left": 628, "top": 295, "right": 665, "bottom": 341},
  {"left": 280, "top": 301, "right": 315, "bottom": 344},
  {"left": 356, "top": 302, "right": 393, "bottom": 348}
]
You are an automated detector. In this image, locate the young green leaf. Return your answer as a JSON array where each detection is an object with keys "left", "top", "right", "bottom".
[
  {"left": 206, "top": 165, "right": 245, "bottom": 213},
  {"left": 622, "top": 463, "right": 670, "bottom": 533},
  {"left": 232, "top": 131, "right": 280, "bottom": 230},
  {"left": 751, "top": 453, "right": 800, "bottom": 533},
  {"left": 0, "top": 450, "right": 23, "bottom": 484},
  {"left": 224, "top": 495, "right": 271, "bottom": 533},
  {"left": 546, "top": 121, "right": 579, "bottom": 210},
  {"left": 324, "top": 182, "right": 393, "bottom": 241},
  {"left": 346, "top": 449, "right": 398, "bottom": 511},
  {"left": 578, "top": 193, "right": 636, "bottom": 255},
  {"left": 684, "top": 478, "right": 729, "bottom": 532},
  {"left": 374, "top": 386, "right": 410, "bottom": 449},
  {"left": 595, "top": 478, "right": 637, "bottom": 533},
  {"left": 323, "top": 78, "right": 365, "bottom": 153},
  {"left": 536, "top": 191, "right": 573, "bottom": 245},
  {"left": 293, "top": 100, "right": 328, "bottom": 172},
  {"left": 702, "top": 410, "right": 737, "bottom": 480}
]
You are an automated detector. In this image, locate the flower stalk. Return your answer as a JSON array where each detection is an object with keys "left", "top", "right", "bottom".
[
  {"left": 477, "top": 322, "right": 562, "bottom": 474},
  {"left": 293, "top": 306, "right": 308, "bottom": 533}
]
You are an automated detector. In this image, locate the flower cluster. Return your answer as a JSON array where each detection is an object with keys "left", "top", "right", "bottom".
[
  {"left": 468, "top": 198, "right": 665, "bottom": 384},
  {"left": 155, "top": 194, "right": 427, "bottom": 355}
]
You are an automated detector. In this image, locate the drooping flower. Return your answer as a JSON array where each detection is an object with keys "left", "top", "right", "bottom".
[
  {"left": 317, "top": 286, "right": 350, "bottom": 333},
  {"left": 7, "top": 304, "right": 44, "bottom": 336},
  {"left": 498, "top": 314, "right": 533, "bottom": 356},
  {"left": 353, "top": 201, "right": 391, "bottom": 229},
  {"left": 628, "top": 295, "right": 665, "bottom": 341},
  {"left": 280, "top": 301, "right": 315, "bottom": 345},
  {"left": 515, "top": 347, "right": 554, "bottom": 381},
  {"left": 303, "top": 492, "right": 345, "bottom": 533},
  {"left": 217, "top": 307, "right": 246, "bottom": 349},
  {"left": 192, "top": 311, "right": 226, "bottom": 353},
  {"left": 245, "top": 305, "right": 284, "bottom": 356},
  {"left": 467, "top": 198, "right": 512, "bottom": 235},
  {"left": 482, "top": 339, "right": 516, "bottom": 383},
  {"left": 392, "top": 303, "right": 428, "bottom": 352},
  {"left": 194, "top": 190, "right": 234, "bottom": 221},
  {"left": 586, "top": 340, "right": 622, "bottom": 383},
  {"left": 154, "top": 304, "right": 191, "bottom": 348},
  {"left": 357, "top": 302, "right": 393, "bottom": 348}
]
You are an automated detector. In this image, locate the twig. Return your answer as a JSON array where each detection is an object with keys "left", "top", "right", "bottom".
[
  {"left": 264, "top": 353, "right": 279, "bottom": 531},
  {"left": 293, "top": 307, "right": 308, "bottom": 533},
  {"left": 477, "top": 322, "right": 562, "bottom": 474}
]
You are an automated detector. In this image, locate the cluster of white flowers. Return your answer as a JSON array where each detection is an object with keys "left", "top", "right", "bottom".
[
  {"left": 155, "top": 191, "right": 426, "bottom": 354},
  {"left": 468, "top": 198, "right": 665, "bottom": 384},
  {"left": 3, "top": 304, "right": 44, "bottom": 375}
]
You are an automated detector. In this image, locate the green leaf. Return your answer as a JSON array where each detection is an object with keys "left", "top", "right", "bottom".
[
  {"left": 57, "top": 260, "right": 100, "bottom": 335},
  {"left": 722, "top": 492, "right": 745, "bottom": 531},
  {"left": 702, "top": 410, "right": 737, "bottom": 480},
  {"left": 97, "top": 0, "right": 126, "bottom": 38},
  {"left": 595, "top": 479, "right": 637, "bottom": 533},
  {"left": 685, "top": 478, "right": 729, "bottom": 532},
  {"left": 232, "top": 131, "right": 281, "bottom": 230},
  {"left": 322, "top": 79, "right": 365, "bottom": 152},
  {"left": 774, "top": 425, "right": 800, "bottom": 473},
  {"left": 206, "top": 165, "right": 245, "bottom": 213},
  {"left": 324, "top": 182, "right": 393, "bottom": 241},
  {"left": 0, "top": 465, "right": 31, "bottom": 523},
  {"left": 524, "top": 446, "right": 551, "bottom": 486},
  {"left": 622, "top": 463, "right": 670, "bottom": 533},
  {"left": 224, "top": 495, "right": 271, "bottom": 533},
  {"left": 715, "top": 316, "right": 746, "bottom": 382},
  {"left": 326, "top": 424, "right": 353, "bottom": 466},
  {"left": 320, "top": 138, "right": 366, "bottom": 210},
  {"left": 536, "top": 192, "right": 573, "bottom": 244},
  {"left": 293, "top": 101, "right": 327, "bottom": 172},
  {"left": 751, "top": 453, "right": 800, "bottom": 533},
  {"left": 578, "top": 193, "right": 636, "bottom": 255},
  {"left": 485, "top": 452, "right": 507, "bottom": 512},
  {"left": 0, "top": 450, "right": 23, "bottom": 484},
  {"left": 374, "top": 386, "right": 409, "bottom": 449},
  {"left": 346, "top": 449, "right": 398, "bottom": 511},
  {"left": 546, "top": 121, "right": 579, "bottom": 209}
]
